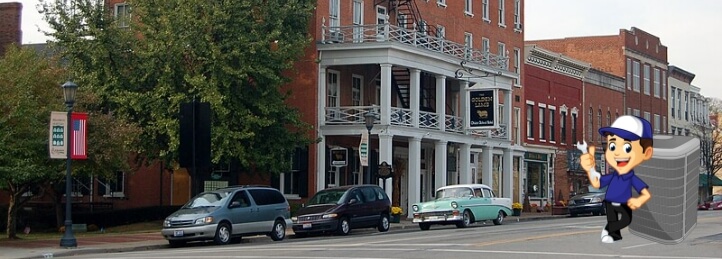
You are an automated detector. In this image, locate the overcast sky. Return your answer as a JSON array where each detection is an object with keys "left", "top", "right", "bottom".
[{"left": 6, "top": 0, "right": 722, "bottom": 100}]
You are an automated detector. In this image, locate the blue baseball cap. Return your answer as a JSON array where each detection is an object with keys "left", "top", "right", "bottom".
[{"left": 598, "top": 115, "right": 653, "bottom": 141}]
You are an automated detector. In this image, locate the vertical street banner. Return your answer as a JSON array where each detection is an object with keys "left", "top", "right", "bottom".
[
  {"left": 467, "top": 89, "right": 498, "bottom": 129},
  {"left": 49, "top": 111, "right": 68, "bottom": 159},
  {"left": 359, "top": 131, "right": 369, "bottom": 167},
  {"left": 71, "top": 112, "right": 88, "bottom": 160}
]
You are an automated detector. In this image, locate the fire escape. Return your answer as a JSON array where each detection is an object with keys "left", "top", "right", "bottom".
[{"left": 378, "top": 0, "right": 440, "bottom": 113}]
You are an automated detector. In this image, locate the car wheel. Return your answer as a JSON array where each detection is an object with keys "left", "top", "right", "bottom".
[
  {"left": 492, "top": 210, "right": 504, "bottom": 225},
  {"left": 214, "top": 223, "right": 232, "bottom": 245},
  {"left": 419, "top": 223, "right": 431, "bottom": 231},
  {"left": 336, "top": 217, "right": 351, "bottom": 235},
  {"left": 456, "top": 210, "right": 472, "bottom": 228},
  {"left": 377, "top": 214, "right": 390, "bottom": 232},
  {"left": 168, "top": 240, "right": 186, "bottom": 248},
  {"left": 270, "top": 219, "right": 286, "bottom": 241}
]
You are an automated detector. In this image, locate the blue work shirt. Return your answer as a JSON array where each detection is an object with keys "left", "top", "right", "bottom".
[{"left": 600, "top": 170, "right": 649, "bottom": 203}]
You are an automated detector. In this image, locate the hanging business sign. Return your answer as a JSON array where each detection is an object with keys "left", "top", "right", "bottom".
[
  {"left": 359, "top": 131, "right": 369, "bottom": 167},
  {"left": 466, "top": 89, "right": 498, "bottom": 129},
  {"left": 330, "top": 147, "right": 348, "bottom": 167}
]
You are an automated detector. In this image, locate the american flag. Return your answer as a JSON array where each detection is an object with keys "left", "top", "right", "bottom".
[{"left": 71, "top": 113, "right": 88, "bottom": 160}]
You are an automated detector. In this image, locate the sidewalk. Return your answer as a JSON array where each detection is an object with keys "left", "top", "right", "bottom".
[{"left": 0, "top": 212, "right": 566, "bottom": 259}]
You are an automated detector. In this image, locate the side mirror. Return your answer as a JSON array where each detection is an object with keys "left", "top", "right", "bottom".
[
  {"left": 348, "top": 198, "right": 358, "bottom": 205},
  {"left": 229, "top": 201, "right": 241, "bottom": 208}
]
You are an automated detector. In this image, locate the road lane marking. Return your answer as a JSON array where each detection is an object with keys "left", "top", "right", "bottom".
[
  {"left": 473, "top": 229, "right": 599, "bottom": 247},
  {"left": 621, "top": 242, "right": 657, "bottom": 249}
]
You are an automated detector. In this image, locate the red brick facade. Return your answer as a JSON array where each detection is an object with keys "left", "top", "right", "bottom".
[{"left": 0, "top": 2, "right": 22, "bottom": 56}]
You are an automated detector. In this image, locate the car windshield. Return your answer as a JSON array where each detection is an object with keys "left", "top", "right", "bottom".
[
  {"left": 183, "top": 191, "right": 230, "bottom": 209},
  {"left": 307, "top": 189, "right": 347, "bottom": 205},
  {"left": 583, "top": 185, "right": 607, "bottom": 194},
  {"left": 435, "top": 187, "right": 473, "bottom": 199}
]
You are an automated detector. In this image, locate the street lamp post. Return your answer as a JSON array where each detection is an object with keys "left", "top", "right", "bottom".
[
  {"left": 60, "top": 81, "right": 78, "bottom": 248},
  {"left": 364, "top": 112, "right": 377, "bottom": 185}
]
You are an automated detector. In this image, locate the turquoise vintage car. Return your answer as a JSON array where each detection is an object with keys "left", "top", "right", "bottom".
[{"left": 411, "top": 184, "right": 512, "bottom": 230}]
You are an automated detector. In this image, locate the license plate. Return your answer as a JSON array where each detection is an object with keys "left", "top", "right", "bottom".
[
  {"left": 303, "top": 223, "right": 312, "bottom": 229},
  {"left": 173, "top": 230, "right": 184, "bottom": 237},
  {"left": 426, "top": 216, "right": 440, "bottom": 220}
]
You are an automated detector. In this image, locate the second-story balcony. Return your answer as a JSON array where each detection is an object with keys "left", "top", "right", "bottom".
[
  {"left": 325, "top": 106, "right": 507, "bottom": 139},
  {"left": 320, "top": 23, "right": 508, "bottom": 70}
]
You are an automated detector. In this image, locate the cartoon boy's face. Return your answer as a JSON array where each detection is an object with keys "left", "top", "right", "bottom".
[{"left": 605, "top": 134, "right": 653, "bottom": 175}]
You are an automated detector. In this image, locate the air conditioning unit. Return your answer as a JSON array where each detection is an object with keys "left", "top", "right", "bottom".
[
  {"left": 514, "top": 23, "right": 523, "bottom": 30},
  {"left": 328, "top": 31, "right": 345, "bottom": 43}
]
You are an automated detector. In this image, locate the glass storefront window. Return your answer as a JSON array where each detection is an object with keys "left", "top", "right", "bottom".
[{"left": 526, "top": 160, "right": 546, "bottom": 198}]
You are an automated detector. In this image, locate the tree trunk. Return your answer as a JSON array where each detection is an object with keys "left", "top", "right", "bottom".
[
  {"left": 6, "top": 193, "right": 18, "bottom": 239},
  {"left": 49, "top": 188, "right": 63, "bottom": 229}
]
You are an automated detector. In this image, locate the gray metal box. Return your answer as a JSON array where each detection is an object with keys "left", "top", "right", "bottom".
[{"left": 629, "top": 134, "right": 699, "bottom": 244}]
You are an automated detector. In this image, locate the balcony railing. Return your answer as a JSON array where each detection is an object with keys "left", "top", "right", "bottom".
[
  {"left": 324, "top": 106, "right": 506, "bottom": 139},
  {"left": 320, "top": 23, "right": 508, "bottom": 69}
]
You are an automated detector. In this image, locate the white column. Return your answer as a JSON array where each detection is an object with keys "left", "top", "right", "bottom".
[
  {"left": 407, "top": 137, "right": 422, "bottom": 219},
  {"left": 436, "top": 75, "right": 446, "bottom": 131},
  {"left": 379, "top": 134, "right": 394, "bottom": 198},
  {"left": 434, "top": 140, "right": 448, "bottom": 191},
  {"left": 318, "top": 66, "right": 327, "bottom": 127},
  {"left": 459, "top": 143, "right": 472, "bottom": 184},
  {"left": 316, "top": 137, "right": 326, "bottom": 191},
  {"left": 502, "top": 148, "right": 514, "bottom": 198},
  {"left": 410, "top": 68, "right": 421, "bottom": 128},
  {"left": 505, "top": 90, "right": 513, "bottom": 141},
  {"left": 380, "top": 64, "right": 393, "bottom": 125},
  {"left": 460, "top": 81, "right": 469, "bottom": 134},
  {"left": 481, "top": 146, "right": 493, "bottom": 186}
]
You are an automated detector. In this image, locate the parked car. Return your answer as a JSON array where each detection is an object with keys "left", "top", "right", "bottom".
[
  {"left": 698, "top": 194, "right": 722, "bottom": 210},
  {"left": 291, "top": 185, "right": 391, "bottom": 236},
  {"left": 568, "top": 185, "right": 607, "bottom": 217},
  {"left": 410, "top": 184, "right": 512, "bottom": 230},
  {"left": 161, "top": 185, "right": 291, "bottom": 247}
]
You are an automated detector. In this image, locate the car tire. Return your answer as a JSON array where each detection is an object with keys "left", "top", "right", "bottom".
[
  {"left": 270, "top": 219, "right": 286, "bottom": 241},
  {"left": 168, "top": 240, "right": 186, "bottom": 248},
  {"left": 214, "top": 223, "right": 232, "bottom": 245},
  {"left": 456, "top": 210, "right": 472, "bottom": 228},
  {"left": 336, "top": 217, "right": 351, "bottom": 236},
  {"left": 492, "top": 210, "right": 504, "bottom": 225},
  {"left": 377, "top": 214, "right": 390, "bottom": 232},
  {"left": 419, "top": 222, "right": 431, "bottom": 231}
]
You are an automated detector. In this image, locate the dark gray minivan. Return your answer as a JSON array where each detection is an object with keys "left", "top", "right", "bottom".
[{"left": 161, "top": 185, "right": 291, "bottom": 246}]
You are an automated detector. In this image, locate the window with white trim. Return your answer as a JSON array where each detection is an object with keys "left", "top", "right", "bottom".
[
  {"left": 626, "top": 58, "right": 632, "bottom": 89},
  {"left": 662, "top": 71, "right": 666, "bottom": 99},
  {"left": 671, "top": 87, "right": 676, "bottom": 118},
  {"left": 482, "top": 0, "right": 490, "bottom": 21},
  {"left": 662, "top": 116, "right": 666, "bottom": 133},
  {"left": 465, "top": 0, "right": 473, "bottom": 15},
  {"left": 514, "top": 48, "right": 521, "bottom": 85},
  {"left": 588, "top": 108, "right": 593, "bottom": 142},
  {"left": 352, "top": 0, "right": 364, "bottom": 43},
  {"left": 437, "top": 0, "right": 446, "bottom": 6},
  {"left": 549, "top": 108, "right": 555, "bottom": 142},
  {"left": 98, "top": 171, "right": 125, "bottom": 197},
  {"left": 653, "top": 68, "right": 660, "bottom": 97},
  {"left": 539, "top": 107, "right": 546, "bottom": 141},
  {"left": 597, "top": 109, "right": 602, "bottom": 142},
  {"left": 498, "top": 0, "right": 505, "bottom": 26},
  {"left": 526, "top": 103, "right": 534, "bottom": 139},
  {"left": 513, "top": 0, "right": 521, "bottom": 26},
  {"left": 352, "top": 74, "right": 363, "bottom": 106},
  {"left": 606, "top": 111, "right": 611, "bottom": 126},
  {"left": 498, "top": 42, "right": 507, "bottom": 69},
  {"left": 633, "top": 60, "right": 640, "bottom": 92},
  {"left": 327, "top": 70, "right": 340, "bottom": 108},
  {"left": 436, "top": 25, "right": 446, "bottom": 38},
  {"left": 514, "top": 107, "right": 521, "bottom": 145},
  {"left": 114, "top": 3, "right": 131, "bottom": 28},
  {"left": 685, "top": 91, "right": 689, "bottom": 121},
  {"left": 643, "top": 64, "right": 650, "bottom": 95},
  {"left": 633, "top": 109, "right": 640, "bottom": 117},
  {"left": 329, "top": 0, "right": 340, "bottom": 28},
  {"left": 482, "top": 37, "right": 490, "bottom": 55},
  {"left": 644, "top": 112, "right": 651, "bottom": 123},
  {"left": 464, "top": 32, "right": 473, "bottom": 59},
  {"left": 654, "top": 114, "right": 661, "bottom": 133},
  {"left": 677, "top": 90, "right": 681, "bottom": 118},
  {"left": 571, "top": 112, "right": 578, "bottom": 144},
  {"left": 560, "top": 110, "right": 567, "bottom": 144}
]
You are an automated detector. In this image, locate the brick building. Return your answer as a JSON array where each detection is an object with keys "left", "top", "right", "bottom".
[
  {"left": 528, "top": 27, "right": 669, "bottom": 134},
  {"left": 0, "top": 2, "right": 22, "bottom": 56}
]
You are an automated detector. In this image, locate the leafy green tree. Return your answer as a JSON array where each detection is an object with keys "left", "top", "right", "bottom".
[
  {"left": 0, "top": 44, "right": 142, "bottom": 238},
  {"left": 42, "top": 0, "right": 316, "bottom": 175},
  {"left": 0, "top": 45, "right": 65, "bottom": 239}
]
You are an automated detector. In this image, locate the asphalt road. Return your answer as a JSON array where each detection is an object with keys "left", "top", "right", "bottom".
[{"left": 73, "top": 211, "right": 722, "bottom": 259}]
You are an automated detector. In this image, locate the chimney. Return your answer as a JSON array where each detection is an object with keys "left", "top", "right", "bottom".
[{"left": 0, "top": 2, "right": 22, "bottom": 56}]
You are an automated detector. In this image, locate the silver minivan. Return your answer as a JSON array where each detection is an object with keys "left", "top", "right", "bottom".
[{"left": 161, "top": 185, "right": 291, "bottom": 246}]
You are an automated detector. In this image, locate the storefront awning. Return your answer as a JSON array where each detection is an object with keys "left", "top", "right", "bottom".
[{"left": 699, "top": 173, "right": 722, "bottom": 187}]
